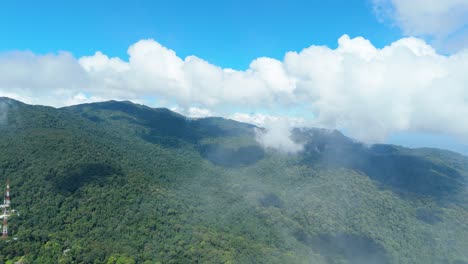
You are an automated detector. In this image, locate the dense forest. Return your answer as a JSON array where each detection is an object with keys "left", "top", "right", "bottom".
[{"left": 0, "top": 97, "right": 467, "bottom": 263}]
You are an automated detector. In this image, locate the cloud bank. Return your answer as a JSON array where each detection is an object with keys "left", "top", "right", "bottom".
[{"left": 1, "top": 35, "right": 468, "bottom": 143}]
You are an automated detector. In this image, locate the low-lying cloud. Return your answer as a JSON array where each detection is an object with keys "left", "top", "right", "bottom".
[
  {"left": 1, "top": 35, "right": 467, "bottom": 144},
  {"left": 255, "top": 118, "right": 303, "bottom": 154}
]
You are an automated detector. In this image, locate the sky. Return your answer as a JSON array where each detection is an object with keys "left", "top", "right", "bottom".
[
  {"left": 0, "top": 0, "right": 402, "bottom": 69},
  {"left": 1, "top": 0, "right": 468, "bottom": 153}
]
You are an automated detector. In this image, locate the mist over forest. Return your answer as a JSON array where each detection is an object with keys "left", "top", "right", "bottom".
[
  {"left": 1, "top": 0, "right": 468, "bottom": 263},
  {"left": 0, "top": 98, "right": 466, "bottom": 263}
]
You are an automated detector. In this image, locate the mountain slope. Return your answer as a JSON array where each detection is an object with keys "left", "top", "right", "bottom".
[{"left": 0, "top": 98, "right": 467, "bottom": 263}]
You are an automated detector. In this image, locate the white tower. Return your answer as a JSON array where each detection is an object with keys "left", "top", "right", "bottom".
[{"left": 0, "top": 179, "right": 11, "bottom": 238}]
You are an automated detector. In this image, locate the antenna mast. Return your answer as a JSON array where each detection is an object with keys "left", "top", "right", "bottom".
[{"left": 0, "top": 179, "right": 11, "bottom": 238}]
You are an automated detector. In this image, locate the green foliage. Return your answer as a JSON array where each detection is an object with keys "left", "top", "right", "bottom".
[{"left": 0, "top": 98, "right": 466, "bottom": 263}]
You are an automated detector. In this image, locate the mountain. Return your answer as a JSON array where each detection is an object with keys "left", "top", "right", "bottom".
[{"left": 0, "top": 97, "right": 467, "bottom": 263}]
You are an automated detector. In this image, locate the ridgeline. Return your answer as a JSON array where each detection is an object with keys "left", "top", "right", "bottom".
[{"left": 0, "top": 97, "right": 467, "bottom": 263}]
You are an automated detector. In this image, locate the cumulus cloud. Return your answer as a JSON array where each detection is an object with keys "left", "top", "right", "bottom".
[
  {"left": 0, "top": 35, "right": 468, "bottom": 143},
  {"left": 0, "top": 51, "right": 89, "bottom": 105},
  {"left": 372, "top": 0, "right": 468, "bottom": 51},
  {"left": 187, "top": 107, "right": 214, "bottom": 118},
  {"left": 168, "top": 106, "right": 214, "bottom": 118},
  {"left": 230, "top": 112, "right": 306, "bottom": 127},
  {"left": 230, "top": 113, "right": 278, "bottom": 127}
]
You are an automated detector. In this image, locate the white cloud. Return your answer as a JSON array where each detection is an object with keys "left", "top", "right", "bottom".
[
  {"left": 230, "top": 113, "right": 305, "bottom": 153},
  {"left": 372, "top": 0, "right": 468, "bottom": 51},
  {"left": 1, "top": 35, "right": 468, "bottom": 144},
  {"left": 230, "top": 113, "right": 276, "bottom": 126},
  {"left": 62, "top": 92, "right": 109, "bottom": 106},
  {"left": 254, "top": 118, "right": 303, "bottom": 153},
  {"left": 230, "top": 112, "right": 305, "bottom": 127},
  {"left": 0, "top": 51, "right": 89, "bottom": 105},
  {"left": 168, "top": 106, "right": 214, "bottom": 118},
  {"left": 187, "top": 107, "right": 214, "bottom": 118}
]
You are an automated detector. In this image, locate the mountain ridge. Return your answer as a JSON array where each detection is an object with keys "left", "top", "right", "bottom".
[
  {"left": 0, "top": 98, "right": 466, "bottom": 263},
  {"left": 2, "top": 96, "right": 464, "bottom": 157}
]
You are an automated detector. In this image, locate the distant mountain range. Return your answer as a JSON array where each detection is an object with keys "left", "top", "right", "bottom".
[{"left": 0, "top": 97, "right": 466, "bottom": 263}]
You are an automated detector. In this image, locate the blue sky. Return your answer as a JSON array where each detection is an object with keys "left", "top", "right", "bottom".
[
  {"left": 0, "top": 0, "right": 401, "bottom": 69},
  {"left": 1, "top": 0, "right": 468, "bottom": 154}
]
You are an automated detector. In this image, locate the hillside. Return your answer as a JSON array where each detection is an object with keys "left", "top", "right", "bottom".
[{"left": 0, "top": 97, "right": 467, "bottom": 264}]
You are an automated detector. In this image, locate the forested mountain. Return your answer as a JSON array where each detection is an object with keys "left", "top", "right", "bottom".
[{"left": 0, "top": 97, "right": 467, "bottom": 263}]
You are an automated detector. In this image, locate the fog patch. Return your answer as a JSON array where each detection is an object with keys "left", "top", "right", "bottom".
[
  {"left": 255, "top": 118, "right": 303, "bottom": 153},
  {"left": 293, "top": 231, "right": 391, "bottom": 264}
]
